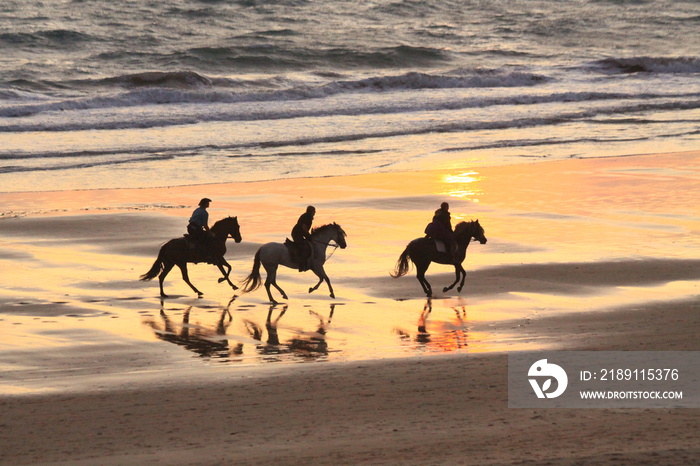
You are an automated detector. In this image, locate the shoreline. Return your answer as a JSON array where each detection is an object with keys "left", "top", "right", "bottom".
[
  {"left": 1, "top": 149, "right": 697, "bottom": 197},
  {"left": 1, "top": 150, "right": 699, "bottom": 464}
]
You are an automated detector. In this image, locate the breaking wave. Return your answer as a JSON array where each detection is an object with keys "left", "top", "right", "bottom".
[{"left": 591, "top": 56, "right": 700, "bottom": 75}]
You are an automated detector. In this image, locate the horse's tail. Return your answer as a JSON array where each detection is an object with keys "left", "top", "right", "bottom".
[
  {"left": 241, "top": 248, "right": 262, "bottom": 293},
  {"left": 139, "top": 249, "right": 164, "bottom": 281},
  {"left": 390, "top": 245, "right": 412, "bottom": 278}
]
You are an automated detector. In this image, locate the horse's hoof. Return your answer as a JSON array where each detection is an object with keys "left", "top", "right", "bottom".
[
  {"left": 308, "top": 287, "right": 314, "bottom": 294},
  {"left": 282, "top": 294, "right": 288, "bottom": 300},
  {"left": 231, "top": 284, "right": 239, "bottom": 290},
  {"left": 442, "top": 287, "right": 449, "bottom": 293},
  {"left": 330, "top": 293, "right": 335, "bottom": 299},
  {"left": 197, "top": 292, "right": 204, "bottom": 298},
  {"left": 457, "top": 286, "right": 463, "bottom": 293},
  {"left": 218, "top": 277, "right": 227, "bottom": 283}
]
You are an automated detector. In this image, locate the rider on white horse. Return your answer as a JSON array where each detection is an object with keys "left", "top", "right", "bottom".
[{"left": 291, "top": 205, "right": 315, "bottom": 271}]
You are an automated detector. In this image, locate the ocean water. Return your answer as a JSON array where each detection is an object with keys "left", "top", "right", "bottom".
[{"left": 0, "top": 0, "right": 698, "bottom": 192}]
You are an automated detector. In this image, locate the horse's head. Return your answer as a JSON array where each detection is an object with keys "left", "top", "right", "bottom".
[
  {"left": 333, "top": 223, "right": 347, "bottom": 249},
  {"left": 311, "top": 223, "right": 347, "bottom": 249},
  {"left": 473, "top": 219, "right": 487, "bottom": 244},
  {"left": 214, "top": 216, "right": 242, "bottom": 243},
  {"left": 455, "top": 220, "right": 487, "bottom": 245}
]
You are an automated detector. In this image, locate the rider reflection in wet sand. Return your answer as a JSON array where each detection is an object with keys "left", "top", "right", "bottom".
[
  {"left": 238, "top": 304, "right": 336, "bottom": 360},
  {"left": 394, "top": 299, "right": 468, "bottom": 351},
  {"left": 144, "top": 297, "right": 240, "bottom": 358}
]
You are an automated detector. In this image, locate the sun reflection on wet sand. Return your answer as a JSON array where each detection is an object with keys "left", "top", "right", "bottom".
[{"left": 442, "top": 171, "right": 484, "bottom": 203}]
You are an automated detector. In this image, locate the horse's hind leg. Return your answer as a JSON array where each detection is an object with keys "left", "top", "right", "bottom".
[
  {"left": 158, "top": 262, "right": 175, "bottom": 298},
  {"left": 263, "top": 263, "right": 287, "bottom": 303},
  {"left": 415, "top": 262, "right": 432, "bottom": 297},
  {"left": 177, "top": 263, "right": 203, "bottom": 297}
]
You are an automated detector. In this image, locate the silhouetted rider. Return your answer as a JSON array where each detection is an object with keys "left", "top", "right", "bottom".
[
  {"left": 425, "top": 202, "right": 456, "bottom": 261},
  {"left": 433, "top": 202, "right": 452, "bottom": 233},
  {"left": 188, "top": 198, "right": 211, "bottom": 254},
  {"left": 292, "top": 205, "right": 315, "bottom": 271}
]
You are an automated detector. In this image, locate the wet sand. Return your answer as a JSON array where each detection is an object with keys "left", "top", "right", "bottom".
[{"left": 1, "top": 151, "right": 699, "bottom": 464}]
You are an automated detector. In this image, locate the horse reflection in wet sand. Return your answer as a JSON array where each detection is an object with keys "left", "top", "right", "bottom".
[
  {"left": 243, "top": 305, "right": 336, "bottom": 361},
  {"left": 394, "top": 299, "right": 469, "bottom": 351},
  {"left": 391, "top": 220, "right": 487, "bottom": 297},
  {"left": 146, "top": 301, "right": 336, "bottom": 362},
  {"left": 241, "top": 223, "right": 347, "bottom": 304},
  {"left": 144, "top": 297, "right": 241, "bottom": 359},
  {"left": 140, "top": 216, "right": 242, "bottom": 298}
]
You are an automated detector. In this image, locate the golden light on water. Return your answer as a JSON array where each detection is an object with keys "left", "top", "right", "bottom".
[{"left": 442, "top": 171, "right": 483, "bottom": 202}]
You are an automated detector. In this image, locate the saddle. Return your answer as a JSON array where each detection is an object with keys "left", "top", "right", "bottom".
[
  {"left": 184, "top": 234, "right": 215, "bottom": 264},
  {"left": 184, "top": 234, "right": 196, "bottom": 247},
  {"left": 284, "top": 238, "right": 313, "bottom": 267},
  {"left": 432, "top": 239, "right": 447, "bottom": 253},
  {"left": 424, "top": 236, "right": 457, "bottom": 261},
  {"left": 284, "top": 238, "right": 301, "bottom": 261},
  {"left": 425, "top": 221, "right": 453, "bottom": 255}
]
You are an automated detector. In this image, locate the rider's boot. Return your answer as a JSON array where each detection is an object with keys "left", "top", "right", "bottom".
[{"left": 298, "top": 253, "right": 308, "bottom": 272}]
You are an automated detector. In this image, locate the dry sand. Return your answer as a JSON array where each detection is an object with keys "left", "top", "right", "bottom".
[{"left": 1, "top": 151, "right": 699, "bottom": 464}]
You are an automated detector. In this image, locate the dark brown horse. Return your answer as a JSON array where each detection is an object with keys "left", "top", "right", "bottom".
[
  {"left": 140, "top": 216, "right": 242, "bottom": 298},
  {"left": 391, "top": 220, "right": 487, "bottom": 297}
]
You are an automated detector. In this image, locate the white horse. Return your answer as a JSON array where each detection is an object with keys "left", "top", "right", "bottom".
[{"left": 241, "top": 223, "right": 347, "bottom": 303}]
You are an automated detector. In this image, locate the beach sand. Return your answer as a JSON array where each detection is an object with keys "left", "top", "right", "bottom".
[{"left": 1, "top": 151, "right": 699, "bottom": 464}]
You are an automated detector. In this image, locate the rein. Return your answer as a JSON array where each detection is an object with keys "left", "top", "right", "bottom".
[{"left": 312, "top": 239, "right": 340, "bottom": 261}]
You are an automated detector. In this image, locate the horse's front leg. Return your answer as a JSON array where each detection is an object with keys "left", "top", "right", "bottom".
[
  {"left": 309, "top": 266, "right": 334, "bottom": 299},
  {"left": 443, "top": 265, "right": 462, "bottom": 293},
  {"left": 178, "top": 263, "right": 203, "bottom": 297},
  {"left": 215, "top": 258, "right": 238, "bottom": 291}
]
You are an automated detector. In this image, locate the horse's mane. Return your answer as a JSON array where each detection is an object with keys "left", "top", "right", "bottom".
[
  {"left": 454, "top": 220, "right": 480, "bottom": 237},
  {"left": 311, "top": 222, "right": 345, "bottom": 237},
  {"left": 212, "top": 216, "right": 237, "bottom": 228},
  {"left": 454, "top": 221, "right": 470, "bottom": 234},
  {"left": 210, "top": 216, "right": 239, "bottom": 236}
]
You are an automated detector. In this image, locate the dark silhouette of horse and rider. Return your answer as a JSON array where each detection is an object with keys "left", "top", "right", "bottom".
[
  {"left": 392, "top": 202, "right": 487, "bottom": 297},
  {"left": 140, "top": 199, "right": 486, "bottom": 301},
  {"left": 140, "top": 198, "right": 242, "bottom": 298}
]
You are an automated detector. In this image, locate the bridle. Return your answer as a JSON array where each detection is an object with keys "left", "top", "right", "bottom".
[{"left": 311, "top": 226, "right": 344, "bottom": 260}]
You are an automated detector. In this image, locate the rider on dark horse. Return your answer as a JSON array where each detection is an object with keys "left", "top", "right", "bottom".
[
  {"left": 425, "top": 202, "right": 457, "bottom": 262},
  {"left": 187, "top": 198, "right": 212, "bottom": 260},
  {"left": 291, "top": 205, "right": 315, "bottom": 271}
]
